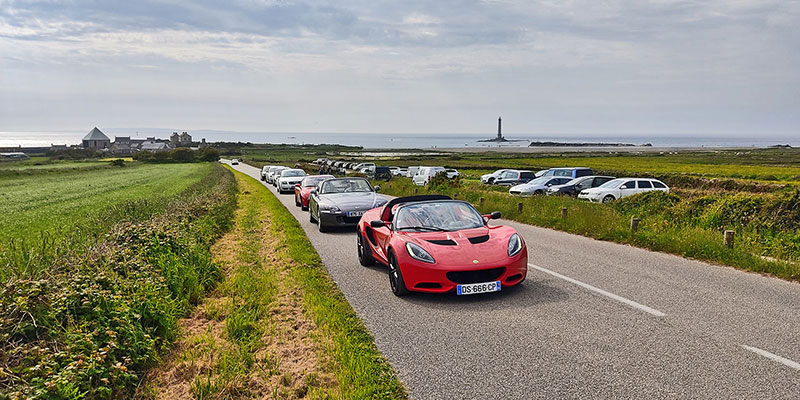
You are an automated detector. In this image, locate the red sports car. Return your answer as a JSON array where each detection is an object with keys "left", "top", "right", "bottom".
[
  {"left": 357, "top": 195, "right": 528, "bottom": 296},
  {"left": 295, "top": 175, "right": 335, "bottom": 210}
]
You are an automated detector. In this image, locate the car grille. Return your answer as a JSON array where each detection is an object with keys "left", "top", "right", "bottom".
[
  {"left": 337, "top": 216, "right": 361, "bottom": 224},
  {"left": 446, "top": 267, "right": 505, "bottom": 284}
]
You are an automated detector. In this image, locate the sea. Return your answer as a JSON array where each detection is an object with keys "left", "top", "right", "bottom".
[{"left": 1, "top": 130, "right": 797, "bottom": 149}]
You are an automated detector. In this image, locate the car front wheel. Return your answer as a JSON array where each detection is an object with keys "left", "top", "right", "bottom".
[
  {"left": 602, "top": 195, "right": 615, "bottom": 203},
  {"left": 388, "top": 254, "right": 409, "bottom": 296}
]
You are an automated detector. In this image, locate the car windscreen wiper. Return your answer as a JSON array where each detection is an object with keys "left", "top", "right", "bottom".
[{"left": 396, "top": 226, "right": 447, "bottom": 232}]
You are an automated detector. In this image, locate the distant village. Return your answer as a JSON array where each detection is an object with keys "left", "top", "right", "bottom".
[{"left": 1, "top": 127, "right": 211, "bottom": 161}]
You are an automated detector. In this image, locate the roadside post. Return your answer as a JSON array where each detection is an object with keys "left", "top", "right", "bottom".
[
  {"left": 724, "top": 230, "right": 735, "bottom": 248},
  {"left": 561, "top": 207, "right": 568, "bottom": 218},
  {"left": 517, "top": 202, "right": 523, "bottom": 213},
  {"left": 631, "top": 217, "right": 640, "bottom": 232},
  {"left": 479, "top": 197, "right": 485, "bottom": 206}
]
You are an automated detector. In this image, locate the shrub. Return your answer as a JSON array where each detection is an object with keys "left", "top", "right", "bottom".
[{"left": 170, "top": 148, "right": 195, "bottom": 163}]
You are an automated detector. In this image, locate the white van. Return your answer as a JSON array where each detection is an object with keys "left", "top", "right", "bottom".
[
  {"left": 406, "top": 166, "right": 421, "bottom": 178},
  {"left": 412, "top": 167, "right": 446, "bottom": 186}
]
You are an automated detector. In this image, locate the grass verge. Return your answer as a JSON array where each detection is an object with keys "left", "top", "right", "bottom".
[{"left": 143, "top": 167, "right": 405, "bottom": 399}]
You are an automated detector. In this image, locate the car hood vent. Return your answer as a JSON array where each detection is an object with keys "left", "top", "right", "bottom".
[
  {"left": 467, "top": 235, "right": 490, "bottom": 244},
  {"left": 426, "top": 239, "right": 457, "bottom": 246}
]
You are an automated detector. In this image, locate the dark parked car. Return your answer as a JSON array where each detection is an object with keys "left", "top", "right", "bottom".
[
  {"left": 369, "top": 166, "right": 393, "bottom": 181},
  {"left": 309, "top": 177, "right": 388, "bottom": 232},
  {"left": 493, "top": 170, "right": 536, "bottom": 186},
  {"left": 546, "top": 175, "right": 615, "bottom": 197},
  {"left": 540, "top": 167, "right": 594, "bottom": 179}
]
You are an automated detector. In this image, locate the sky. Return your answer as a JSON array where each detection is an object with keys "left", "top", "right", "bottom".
[{"left": 1, "top": 0, "right": 798, "bottom": 137}]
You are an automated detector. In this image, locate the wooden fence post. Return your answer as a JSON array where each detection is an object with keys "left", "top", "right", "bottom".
[
  {"left": 561, "top": 207, "right": 568, "bottom": 218},
  {"left": 517, "top": 202, "right": 523, "bottom": 213},
  {"left": 630, "top": 217, "right": 640, "bottom": 232},
  {"left": 724, "top": 230, "right": 734, "bottom": 249}
]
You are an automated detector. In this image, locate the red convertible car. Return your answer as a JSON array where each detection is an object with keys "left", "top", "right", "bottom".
[
  {"left": 294, "top": 175, "right": 335, "bottom": 210},
  {"left": 357, "top": 195, "right": 528, "bottom": 296}
]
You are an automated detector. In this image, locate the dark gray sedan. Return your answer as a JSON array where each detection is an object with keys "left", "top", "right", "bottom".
[{"left": 308, "top": 177, "right": 387, "bottom": 232}]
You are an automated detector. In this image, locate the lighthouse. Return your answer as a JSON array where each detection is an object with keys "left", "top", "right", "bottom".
[{"left": 497, "top": 117, "right": 502, "bottom": 140}]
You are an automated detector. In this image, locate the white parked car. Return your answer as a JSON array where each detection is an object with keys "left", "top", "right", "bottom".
[
  {"left": 353, "top": 162, "right": 375, "bottom": 172},
  {"left": 578, "top": 178, "right": 669, "bottom": 203},
  {"left": 277, "top": 169, "right": 307, "bottom": 193},
  {"left": 445, "top": 168, "right": 460, "bottom": 179},
  {"left": 509, "top": 176, "right": 573, "bottom": 196},
  {"left": 412, "top": 166, "right": 446, "bottom": 186},
  {"left": 266, "top": 166, "right": 288, "bottom": 184},
  {"left": 261, "top": 165, "right": 276, "bottom": 181},
  {"left": 481, "top": 169, "right": 512, "bottom": 184}
]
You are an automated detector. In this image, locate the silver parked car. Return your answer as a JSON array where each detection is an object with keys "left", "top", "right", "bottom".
[
  {"left": 308, "top": 177, "right": 388, "bottom": 232},
  {"left": 509, "top": 176, "right": 573, "bottom": 196},
  {"left": 277, "top": 169, "right": 307, "bottom": 194}
]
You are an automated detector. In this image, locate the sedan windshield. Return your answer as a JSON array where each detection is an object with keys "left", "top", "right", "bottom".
[
  {"left": 319, "top": 178, "right": 373, "bottom": 194},
  {"left": 395, "top": 202, "right": 484, "bottom": 232},
  {"left": 281, "top": 169, "right": 306, "bottom": 177},
  {"left": 600, "top": 179, "right": 624, "bottom": 189},
  {"left": 523, "top": 176, "right": 551, "bottom": 186}
]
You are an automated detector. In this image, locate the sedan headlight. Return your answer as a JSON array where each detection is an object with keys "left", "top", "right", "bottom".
[
  {"left": 507, "top": 233, "right": 523, "bottom": 257},
  {"left": 406, "top": 242, "right": 435, "bottom": 264}
]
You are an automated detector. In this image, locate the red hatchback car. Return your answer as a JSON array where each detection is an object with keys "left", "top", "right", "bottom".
[
  {"left": 295, "top": 175, "right": 335, "bottom": 210},
  {"left": 357, "top": 195, "right": 528, "bottom": 296}
]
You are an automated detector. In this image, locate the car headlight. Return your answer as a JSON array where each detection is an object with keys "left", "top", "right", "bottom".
[
  {"left": 319, "top": 204, "right": 341, "bottom": 213},
  {"left": 507, "top": 233, "right": 523, "bottom": 257},
  {"left": 406, "top": 242, "right": 435, "bottom": 264}
]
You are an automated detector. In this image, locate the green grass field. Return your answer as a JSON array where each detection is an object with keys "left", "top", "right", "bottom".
[
  {"left": 0, "top": 162, "right": 218, "bottom": 281},
  {"left": 0, "top": 163, "right": 213, "bottom": 242}
]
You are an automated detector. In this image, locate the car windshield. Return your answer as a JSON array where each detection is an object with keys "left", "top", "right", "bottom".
[
  {"left": 281, "top": 169, "right": 305, "bottom": 177},
  {"left": 319, "top": 178, "right": 373, "bottom": 194},
  {"left": 303, "top": 176, "right": 332, "bottom": 187},
  {"left": 600, "top": 179, "right": 624, "bottom": 188},
  {"left": 565, "top": 177, "right": 586, "bottom": 186},
  {"left": 394, "top": 202, "right": 484, "bottom": 232},
  {"left": 524, "top": 176, "right": 551, "bottom": 186}
]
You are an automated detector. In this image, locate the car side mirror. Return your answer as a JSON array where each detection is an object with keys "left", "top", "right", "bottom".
[
  {"left": 370, "top": 220, "right": 385, "bottom": 228},
  {"left": 490, "top": 211, "right": 501, "bottom": 220},
  {"left": 374, "top": 185, "right": 381, "bottom": 192}
]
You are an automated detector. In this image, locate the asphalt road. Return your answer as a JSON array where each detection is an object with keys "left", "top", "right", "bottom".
[{"left": 225, "top": 161, "right": 799, "bottom": 399}]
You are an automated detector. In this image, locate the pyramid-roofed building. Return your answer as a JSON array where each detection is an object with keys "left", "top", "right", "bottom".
[{"left": 82, "top": 127, "right": 111, "bottom": 149}]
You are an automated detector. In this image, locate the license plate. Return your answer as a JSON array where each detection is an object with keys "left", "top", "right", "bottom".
[
  {"left": 347, "top": 211, "right": 365, "bottom": 217},
  {"left": 457, "top": 281, "right": 501, "bottom": 295}
]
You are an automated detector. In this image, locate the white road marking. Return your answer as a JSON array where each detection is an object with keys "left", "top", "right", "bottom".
[
  {"left": 528, "top": 263, "right": 666, "bottom": 317},
  {"left": 741, "top": 345, "right": 800, "bottom": 371}
]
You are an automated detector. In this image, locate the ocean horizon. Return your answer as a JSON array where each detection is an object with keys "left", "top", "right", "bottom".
[{"left": 1, "top": 130, "right": 798, "bottom": 149}]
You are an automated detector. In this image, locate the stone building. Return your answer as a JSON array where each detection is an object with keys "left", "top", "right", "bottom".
[
  {"left": 82, "top": 127, "right": 111, "bottom": 149},
  {"left": 170, "top": 131, "right": 192, "bottom": 147}
]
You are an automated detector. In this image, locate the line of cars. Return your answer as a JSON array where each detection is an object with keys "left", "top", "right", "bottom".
[
  {"left": 258, "top": 162, "right": 527, "bottom": 297},
  {"left": 481, "top": 167, "right": 669, "bottom": 201}
]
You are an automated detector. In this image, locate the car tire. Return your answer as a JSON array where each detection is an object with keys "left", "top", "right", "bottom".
[
  {"left": 602, "top": 195, "right": 615, "bottom": 203},
  {"left": 357, "top": 232, "right": 375, "bottom": 266},
  {"left": 309, "top": 208, "right": 317, "bottom": 223},
  {"left": 487, "top": 178, "right": 495, "bottom": 184},
  {"left": 317, "top": 214, "right": 328, "bottom": 232},
  {"left": 534, "top": 190, "right": 543, "bottom": 195},
  {"left": 301, "top": 204, "right": 308, "bottom": 211},
  {"left": 388, "top": 253, "right": 409, "bottom": 296}
]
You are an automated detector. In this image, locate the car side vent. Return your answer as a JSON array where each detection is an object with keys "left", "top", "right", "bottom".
[
  {"left": 426, "top": 239, "right": 457, "bottom": 246},
  {"left": 468, "top": 235, "right": 490, "bottom": 244}
]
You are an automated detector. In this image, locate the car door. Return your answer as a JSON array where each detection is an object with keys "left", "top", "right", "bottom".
[
  {"left": 496, "top": 171, "right": 517, "bottom": 185},
  {"left": 618, "top": 180, "right": 637, "bottom": 198},
  {"left": 637, "top": 180, "right": 653, "bottom": 194}
]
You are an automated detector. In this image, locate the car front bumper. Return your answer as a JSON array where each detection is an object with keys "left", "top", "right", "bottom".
[
  {"left": 318, "top": 211, "right": 362, "bottom": 228},
  {"left": 398, "top": 248, "right": 528, "bottom": 294}
]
